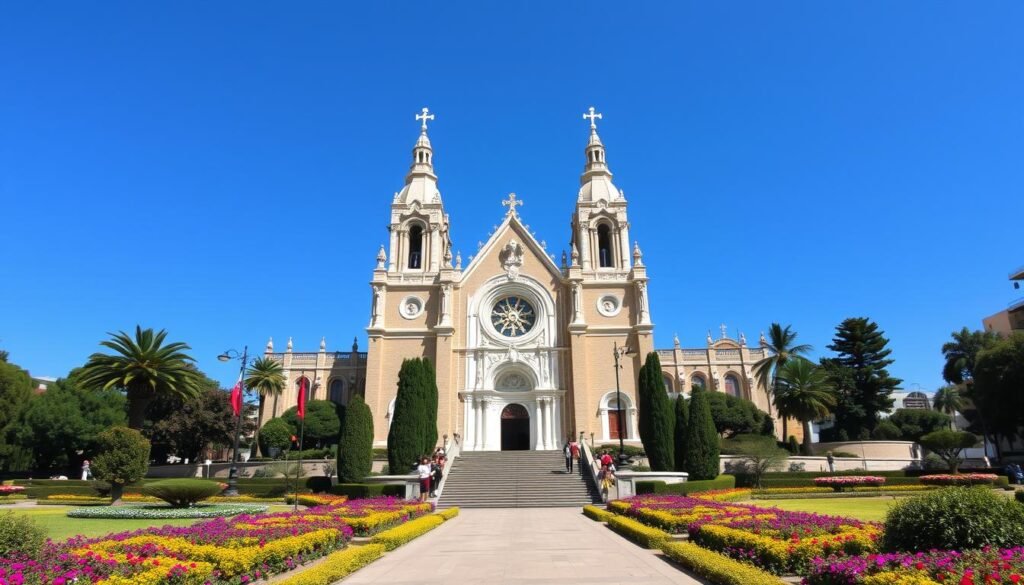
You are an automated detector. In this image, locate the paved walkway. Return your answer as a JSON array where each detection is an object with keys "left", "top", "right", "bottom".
[{"left": 344, "top": 508, "right": 703, "bottom": 585}]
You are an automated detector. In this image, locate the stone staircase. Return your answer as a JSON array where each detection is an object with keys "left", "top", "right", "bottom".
[{"left": 437, "top": 450, "right": 601, "bottom": 509}]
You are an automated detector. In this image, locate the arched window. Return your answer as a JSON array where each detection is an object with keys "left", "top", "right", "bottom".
[
  {"left": 691, "top": 374, "right": 706, "bottom": 390},
  {"left": 724, "top": 374, "right": 741, "bottom": 398},
  {"left": 329, "top": 379, "right": 345, "bottom": 405},
  {"left": 408, "top": 224, "right": 423, "bottom": 269},
  {"left": 902, "top": 391, "right": 930, "bottom": 409},
  {"left": 597, "top": 223, "right": 613, "bottom": 268},
  {"left": 662, "top": 374, "right": 674, "bottom": 393}
]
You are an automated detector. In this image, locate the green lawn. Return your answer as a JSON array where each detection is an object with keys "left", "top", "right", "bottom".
[
  {"left": 753, "top": 496, "right": 903, "bottom": 522},
  {"left": 5, "top": 505, "right": 292, "bottom": 541}
]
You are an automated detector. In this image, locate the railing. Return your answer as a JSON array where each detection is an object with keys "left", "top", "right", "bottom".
[
  {"left": 747, "top": 348, "right": 766, "bottom": 360},
  {"left": 682, "top": 349, "right": 706, "bottom": 360},
  {"left": 290, "top": 355, "right": 317, "bottom": 366},
  {"left": 579, "top": 439, "right": 604, "bottom": 502},
  {"left": 657, "top": 350, "right": 675, "bottom": 361},
  {"left": 715, "top": 349, "right": 740, "bottom": 359}
]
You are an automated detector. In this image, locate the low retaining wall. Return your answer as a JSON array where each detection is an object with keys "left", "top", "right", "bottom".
[
  {"left": 615, "top": 471, "right": 688, "bottom": 498},
  {"left": 721, "top": 455, "right": 920, "bottom": 473},
  {"left": 812, "top": 440, "right": 920, "bottom": 459}
]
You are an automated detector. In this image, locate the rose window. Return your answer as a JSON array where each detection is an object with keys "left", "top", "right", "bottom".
[{"left": 490, "top": 296, "right": 536, "bottom": 337}]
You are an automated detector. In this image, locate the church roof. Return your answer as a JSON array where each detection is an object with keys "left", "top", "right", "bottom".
[{"left": 460, "top": 195, "right": 564, "bottom": 283}]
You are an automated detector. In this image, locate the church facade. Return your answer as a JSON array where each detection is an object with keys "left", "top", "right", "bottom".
[{"left": 260, "top": 109, "right": 788, "bottom": 449}]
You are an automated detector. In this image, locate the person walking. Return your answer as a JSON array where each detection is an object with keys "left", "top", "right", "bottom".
[
  {"left": 81, "top": 460, "right": 91, "bottom": 481},
  {"left": 416, "top": 456, "right": 432, "bottom": 502},
  {"left": 599, "top": 462, "right": 616, "bottom": 502},
  {"left": 600, "top": 451, "right": 613, "bottom": 468},
  {"left": 563, "top": 440, "right": 573, "bottom": 473},
  {"left": 429, "top": 455, "right": 444, "bottom": 498}
]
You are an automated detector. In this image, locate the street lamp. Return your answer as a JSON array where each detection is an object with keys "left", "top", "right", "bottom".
[
  {"left": 613, "top": 341, "right": 634, "bottom": 467},
  {"left": 217, "top": 346, "right": 249, "bottom": 497}
]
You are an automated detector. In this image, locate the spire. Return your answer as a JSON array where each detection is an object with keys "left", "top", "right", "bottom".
[
  {"left": 266, "top": 337, "right": 274, "bottom": 353},
  {"left": 396, "top": 107, "right": 441, "bottom": 204},
  {"left": 578, "top": 106, "right": 623, "bottom": 201},
  {"left": 319, "top": 336, "right": 326, "bottom": 352}
]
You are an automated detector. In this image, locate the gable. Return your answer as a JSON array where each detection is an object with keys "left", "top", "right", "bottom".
[{"left": 460, "top": 214, "right": 565, "bottom": 288}]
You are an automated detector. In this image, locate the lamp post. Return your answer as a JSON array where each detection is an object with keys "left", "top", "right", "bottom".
[
  {"left": 217, "top": 346, "right": 249, "bottom": 497},
  {"left": 613, "top": 341, "right": 634, "bottom": 467}
]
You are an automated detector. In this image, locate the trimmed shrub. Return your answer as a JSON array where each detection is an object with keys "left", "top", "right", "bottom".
[
  {"left": 673, "top": 395, "right": 688, "bottom": 472},
  {"left": 338, "top": 394, "right": 374, "bottom": 483},
  {"left": 281, "top": 400, "right": 344, "bottom": 449},
  {"left": 685, "top": 387, "right": 720, "bottom": 480},
  {"left": 141, "top": 479, "right": 222, "bottom": 508},
  {"left": 388, "top": 359, "right": 427, "bottom": 473},
  {"left": 607, "top": 515, "right": 670, "bottom": 548},
  {"left": 330, "top": 483, "right": 406, "bottom": 499},
  {"left": 283, "top": 447, "right": 333, "bottom": 461},
  {"left": 637, "top": 352, "right": 675, "bottom": 471},
  {"left": 882, "top": 487, "right": 1024, "bottom": 552},
  {"left": 871, "top": 420, "right": 902, "bottom": 440},
  {"left": 597, "top": 444, "right": 645, "bottom": 457},
  {"left": 635, "top": 475, "right": 736, "bottom": 495},
  {"left": 438, "top": 507, "right": 459, "bottom": 520},
  {"left": 787, "top": 435, "right": 800, "bottom": 454},
  {"left": 923, "top": 453, "right": 948, "bottom": 470},
  {"left": 258, "top": 417, "right": 293, "bottom": 456},
  {"left": 305, "top": 476, "right": 333, "bottom": 493},
  {"left": 91, "top": 427, "right": 150, "bottom": 503},
  {"left": 0, "top": 511, "right": 46, "bottom": 557},
  {"left": 661, "top": 542, "right": 786, "bottom": 585},
  {"left": 919, "top": 430, "right": 979, "bottom": 473},
  {"left": 370, "top": 514, "right": 445, "bottom": 550},
  {"left": 583, "top": 505, "right": 614, "bottom": 522},
  {"left": 274, "top": 544, "right": 386, "bottom": 585}
]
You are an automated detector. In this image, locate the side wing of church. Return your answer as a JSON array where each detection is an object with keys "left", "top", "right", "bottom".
[{"left": 259, "top": 109, "right": 794, "bottom": 450}]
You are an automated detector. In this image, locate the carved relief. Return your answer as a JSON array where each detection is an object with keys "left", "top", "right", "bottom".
[{"left": 499, "top": 239, "right": 525, "bottom": 280}]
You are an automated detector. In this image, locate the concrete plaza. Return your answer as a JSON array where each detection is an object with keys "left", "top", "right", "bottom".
[{"left": 343, "top": 508, "right": 703, "bottom": 585}]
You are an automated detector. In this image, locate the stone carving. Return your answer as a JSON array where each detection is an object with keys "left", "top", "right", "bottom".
[
  {"left": 500, "top": 239, "right": 525, "bottom": 280},
  {"left": 375, "top": 245, "right": 386, "bottom": 270},
  {"left": 572, "top": 282, "right": 584, "bottom": 324},
  {"left": 636, "top": 281, "right": 650, "bottom": 324}
]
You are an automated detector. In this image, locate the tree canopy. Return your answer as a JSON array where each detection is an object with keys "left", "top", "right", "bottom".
[
  {"left": 919, "top": 430, "right": 979, "bottom": 473},
  {"left": 705, "top": 391, "right": 773, "bottom": 438},
  {"left": 752, "top": 323, "right": 812, "bottom": 425},
  {"left": 972, "top": 332, "right": 1024, "bottom": 459},
  {"left": 281, "top": 400, "right": 344, "bottom": 449},
  {"left": 92, "top": 427, "right": 151, "bottom": 504},
  {"left": 338, "top": 394, "right": 374, "bottom": 483},
  {"left": 0, "top": 357, "right": 35, "bottom": 472},
  {"left": 822, "top": 317, "right": 901, "bottom": 435},
  {"left": 685, "top": 386, "right": 720, "bottom": 480}
]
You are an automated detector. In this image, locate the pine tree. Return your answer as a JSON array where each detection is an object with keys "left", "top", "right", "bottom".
[
  {"left": 673, "top": 394, "right": 688, "bottom": 472},
  {"left": 637, "top": 352, "right": 674, "bottom": 471},
  {"left": 685, "top": 386, "right": 720, "bottom": 480},
  {"left": 421, "top": 358, "right": 439, "bottom": 454},
  {"left": 387, "top": 359, "right": 426, "bottom": 473},
  {"left": 338, "top": 394, "right": 374, "bottom": 483},
  {"left": 825, "top": 317, "right": 901, "bottom": 433}
]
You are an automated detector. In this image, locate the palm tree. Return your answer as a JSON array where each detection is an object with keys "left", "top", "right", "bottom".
[
  {"left": 752, "top": 323, "right": 812, "bottom": 436},
  {"left": 775, "top": 358, "right": 836, "bottom": 453},
  {"left": 79, "top": 326, "right": 203, "bottom": 429},
  {"left": 941, "top": 327, "right": 998, "bottom": 385},
  {"left": 246, "top": 356, "right": 286, "bottom": 455},
  {"left": 932, "top": 385, "right": 964, "bottom": 430}
]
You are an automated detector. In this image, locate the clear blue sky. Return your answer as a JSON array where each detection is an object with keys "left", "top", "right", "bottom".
[{"left": 2, "top": 3, "right": 1022, "bottom": 392}]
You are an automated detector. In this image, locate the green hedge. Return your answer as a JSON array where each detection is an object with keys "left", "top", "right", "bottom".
[
  {"left": 330, "top": 483, "right": 406, "bottom": 499},
  {"left": 22, "top": 486, "right": 103, "bottom": 499},
  {"left": 635, "top": 474, "right": 736, "bottom": 495},
  {"left": 752, "top": 476, "right": 1009, "bottom": 489},
  {"left": 235, "top": 479, "right": 309, "bottom": 498}
]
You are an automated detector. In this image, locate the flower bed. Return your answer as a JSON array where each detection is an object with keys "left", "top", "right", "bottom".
[
  {"left": 67, "top": 503, "right": 269, "bottom": 519},
  {"left": 813, "top": 476, "right": 886, "bottom": 492},
  {"left": 0, "top": 496, "right": 430, "bottom": 584},
  {"left": 370, "top": 514, "right": 446, "bottom": 550},
  {"left": 0, "top": 495, "right": 27, "bottom": 505},
  {"left": 286, "top": 493, "right": 350, "bottom": 507},
  {"left": 918, "top": 473, "right": 999, "bottom": 486},
  {"left": 274, "top": 543, "right": 387, "bottom": 585},
  {"left": 804, "top": 547, "right": 1024, "bottom": 585},
  {"left": 608, "top": 494, "right": 881, "bottom": 575},
  {"left": 0, "top": 487, "right": 24, "bottom": 495},
  {"left": 661, "top": 541, "right": 786, "bottom": 585}
]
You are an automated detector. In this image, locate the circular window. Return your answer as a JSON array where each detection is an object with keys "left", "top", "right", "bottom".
[
  {"left": 596, "top": 294, "right": 622, "bottom": 317},
  {"left": 490, "top": 296, "right": 536, "bottom": 337},
  {"left": 399, "top": 296, "right": 425, "bottom": 320}
]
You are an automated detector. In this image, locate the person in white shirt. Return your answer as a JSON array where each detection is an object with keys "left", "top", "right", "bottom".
[{"left": 416, "top": 457, "right": 432, "bottom": 502}]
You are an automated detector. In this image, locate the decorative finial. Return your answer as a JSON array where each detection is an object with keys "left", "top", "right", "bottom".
[
  {"left": 375, "top": 245, "right": 386, "bottom": 270},
  {"left": 352, "top": 337, "right": 359, "bottom": 352},
  {"left": 633, "top": 241, "right": 643, "bottom": 266},
  {"left": 415, "top": 107, "right": 434, "bottom": 133},
  {"left": 706, "top": 330, "right": 714, "bottom": 346},
  {"left": 720, "top": 324, "right": 728, "bottom": 340},
  {"left": 266, "top": 337, "right": 274, "bottom": 352},
  {"left": 540, "top": 239, "right": 546, "bottom": 250},
  {"left": 455, "top": 250, "right": 462, "bottom": 270},
  {"left": 320, "top": 337, "right": 326, "bottom": 351},
  {"left": 673, "top": 333, "right": 680, "bottom": 348},
  {"left": 739, "top": 332, "right": 747, "bottom": 346},
  {"left": 502, "top": 193, "right": 523, "bottom": 216},
  {"left": 583, "top": 106, "right": 602, "bottom": 131},
  {"left": 477, "top": 240, "right": 483, "bottom": 250},
  {"left": 561, "top": 250, "right": 568, "bottom": 269},
  {"left": 570, "top": 242, "right": 580, "bottom": 266},
  {"left": 443, "top": 247, "right": 453, "bottom": 268},
  {"left": 286, "top": 337, "right": 293, "bottom": 352},
  {"left": 759, "top": 331, "right": 768, "bottom": 347}
]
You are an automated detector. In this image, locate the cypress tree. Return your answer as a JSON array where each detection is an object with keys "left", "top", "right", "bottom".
[
  {"left": 421, "top": 358, "right": 439, "bottom": 454},
  {"left": 337, "top": 394, "right": 374, "bottom": 483},
  {"left": 685, "top": 386, "right": 720, "bottom": 480},
  {"left": 637, "top": 352, "right": 674, "bottom": 471},
  {"left": 673, "top": 394, "right": 689, "bottom": 472},
  {"left": 387, "top": 359, "right": 425, "bottom": 473}
]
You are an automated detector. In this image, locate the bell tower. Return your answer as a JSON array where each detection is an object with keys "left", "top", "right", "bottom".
[
  {"left": 386, "top": 107, "right": 452, "bottom": 276},
  {"left": 570, "top": 107, "right": 632, "bottom": 272}
]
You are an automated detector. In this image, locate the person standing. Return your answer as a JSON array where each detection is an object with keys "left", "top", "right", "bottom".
[
  {"left": 600, "top": 463, "right": 616, "bottom": 502},
  {"left": 416, "top": 456, "right": 432, "bottom": 502},
  {"left": 563, "top": 441, "right": 573, "bottom": 473},
  {"left": 81, "top": 460, "right": 91, "bottom": 481},
  {"left": 600, "top": 451, "right": 613, "bottom": 468},
  {"left": 429, "top": 456, "right": 443, "bottom": 498},
  {"left": 569, "top": 439, "right": 581, "bottom": 474}
]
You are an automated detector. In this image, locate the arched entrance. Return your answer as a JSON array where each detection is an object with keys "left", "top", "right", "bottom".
[{"left": 500, "top": 403, "right": 530, "bottom": 451}]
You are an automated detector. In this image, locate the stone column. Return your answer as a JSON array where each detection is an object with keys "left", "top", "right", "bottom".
[
  {"left": 543, "top": 397, "right": 553, "bottom": 449},
  {"left": 480, "top": 399, "right": 489, "bottom": 451},
  {"left": 579, "top": 225, "right": 592, "bottom": 270},
  {"left": 473, "top": 398, "right": 483, "bottom": 451}
]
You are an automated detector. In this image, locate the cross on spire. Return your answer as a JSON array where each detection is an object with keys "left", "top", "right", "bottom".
[
  {"left": 502, "top": 193, "right": 523, "bottom": 216},
  {"left": 415, "top": 107, "right": 435, "bottom": 132},
  {"left": 583, "top": 106, "right": 602, "bottom": 130}
]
